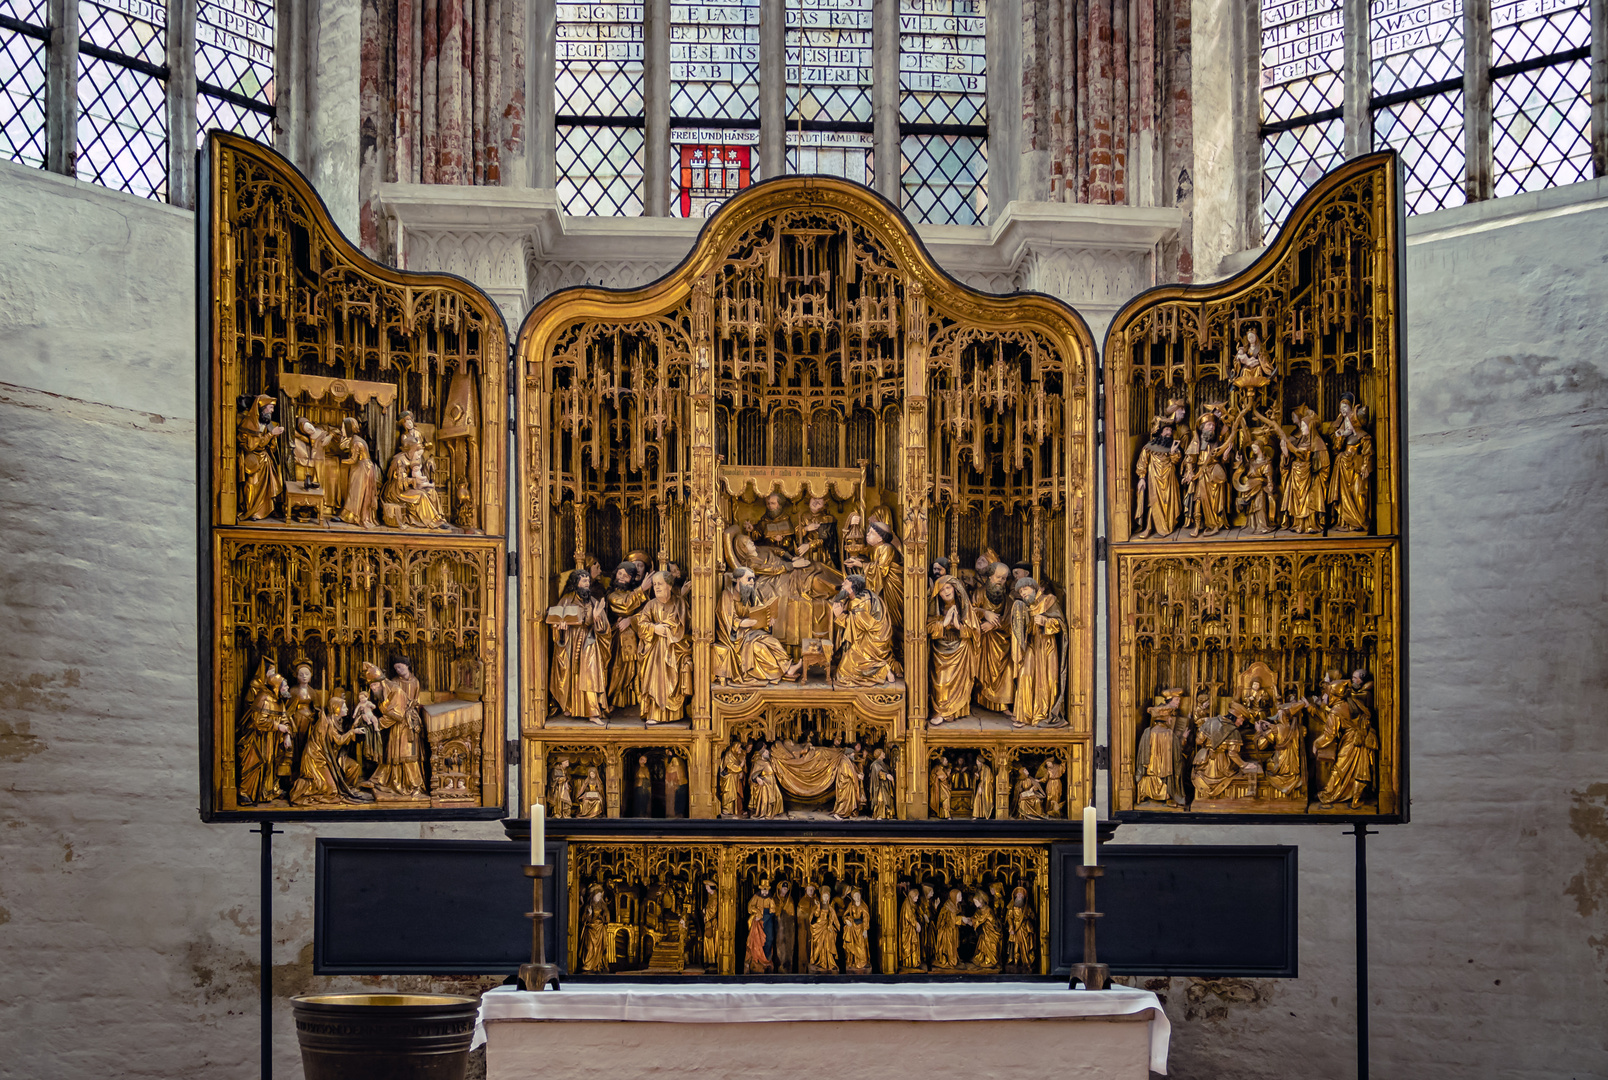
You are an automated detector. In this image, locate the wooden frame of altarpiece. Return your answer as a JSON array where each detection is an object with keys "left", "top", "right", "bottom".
[
  {"left": 199, "top": 133, "right": 510, "bottom": 821},
  {"left": 1103, "top": 152, "right": 1408, "bottom": 826}
]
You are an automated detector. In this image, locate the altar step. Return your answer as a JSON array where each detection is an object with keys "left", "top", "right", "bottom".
[{"left": 646, "top": 931, "right": 686, "bottom": 972}]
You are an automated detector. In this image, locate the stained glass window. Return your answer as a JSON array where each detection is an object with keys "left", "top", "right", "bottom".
[
  {"left": 670, "top": 0, "right": 760, "bottom": 217},
  {"left": 1491, "top": 0, "right": 1592, "bottom": 196},
  {"left": 1259, "top": 0, "right": 1345, "bottom": 232},
  {"left": 785, "top": 0, "right": 873, "bottom": 185},
  {"left": 197, "top": 0, "right": 276, "bottom": 145},
  {"left": 898, "top": 0, "right": 987, "bottom": 225},
  {"left": 76, "top": 0, "right": 169, "bottom": 200},
  {"left": 0, "top": 0, "right": 49, "bottom": 169},
  {"left": 557, "top": 1, "right": 645, "bottom": 215},
  {"left": 1369, "top": 0, "right": 1466, "bottom": 214}
]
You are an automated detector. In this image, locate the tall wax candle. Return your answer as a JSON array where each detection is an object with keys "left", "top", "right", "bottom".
[
  {"left": 1083, "top": 804, "right": 1097, "bottom": 866},
  {"left": 531, "top": 804, "right": 545, "bottom": 866}
]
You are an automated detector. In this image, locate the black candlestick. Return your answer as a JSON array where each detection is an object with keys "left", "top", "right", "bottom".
[
  {"left": 519, "top": 864, "right": 562, "bottom": 991},
  {"left": 1069, "top": 864, "right": 1109, "bottom": 990}
]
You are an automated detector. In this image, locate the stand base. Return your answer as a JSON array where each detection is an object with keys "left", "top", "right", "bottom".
[
  {"left": 1069, "top": 963, "right": 1110, "bottom": 991},
  {"left": 519, "top": 962, "right": 562, "bottom": 992}
]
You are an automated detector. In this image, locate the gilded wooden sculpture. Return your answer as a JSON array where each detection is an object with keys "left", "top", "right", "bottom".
[
  {"left": 200, "top": 134, "right": 507, "bottom": 818},
  {"left": 516, "top": 177, "right": 1098, "bottom": 823},
  {"left": 1105, "top": 152, "right": 1405, "bottom": 820}
]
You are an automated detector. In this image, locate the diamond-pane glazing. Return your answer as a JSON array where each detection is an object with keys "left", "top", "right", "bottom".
[
  {"left": 198, "top": 0, "right": 274, "bottom": 106},
  {"left": 898, "top": 0, "right": 986, "bottom": 125},
  {"left": 557, "top": 124, "right": 644, "bottom": 215},
  {"left": 901, "top": 133, "right": 985, "bottom": 226},
  {"left": 76, "top": 53, "right": 167, "bottom": 199},
  {"left": 787, "top": 131, "right": 874, "bottom": 185},
  {"left": 1370, "top": 0, "right": 1463, "bottom": 96},
  {"left": 1492, "top": 0, "right": 1589, "bottom": 66},
  {"left": 1493, "top": 57, "right": 1592, "bottom": 196},
  {"left": 1, "top": 32, "right": 47, "bottom": 168},
  {"left": 1373, "top": 89, "right": 1466, "bottom": 213},
  {"left": 0, "top": 0, "right": 49, "bottom": 24},
  {"left": 557, "top": 2, "right": 644, "bottom": 116},
  {"left": 199, "top": 93, "right": 273, "bottom": 144},
  {"left": 80, "top": 0, "right": 167, "bottom": 65},
  {"left": 785, "top": 0, "right": 872, "bottom": 125},
  {"left": 671, "top": 0, "right": 758, "bottom": 121},
  {"left": 1260, "top": 0, "right": 1342, "bottom": 123},
  {"left": 1261, "top": 117, "right": 1344, "bottom": 234}
]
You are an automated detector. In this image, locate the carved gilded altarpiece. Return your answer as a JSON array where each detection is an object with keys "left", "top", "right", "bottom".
[
  {"left": 200, "top": 134, "right": 508, "bottom": 819},
  {"left": 1105, "top": 153, "right": 1407, "bottom": 822}
]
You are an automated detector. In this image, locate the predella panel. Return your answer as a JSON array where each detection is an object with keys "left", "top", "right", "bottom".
[
  {"left": 200, "top": 133, "right": 508, "bottom": 819},
  {"left": 1104, "top": 152, "right": 1406, "bottom": 822}
]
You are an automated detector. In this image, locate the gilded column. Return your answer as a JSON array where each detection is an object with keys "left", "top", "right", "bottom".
[
  {"left": 688, "top": 276, "right": 718, "bottom": 734},
  {"left": 900, "top": 282, "right": 930, "bottom": 725}
]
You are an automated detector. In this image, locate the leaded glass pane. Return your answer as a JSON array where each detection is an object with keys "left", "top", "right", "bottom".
[
  {"left": 199, "top": 92, "right": 273, "bottom": 143},
  {"left": 557, "top": 123, "right": 644, "bottom": 215},
  {"left": 0, "top": 31, "right": 47, "bottom": 169},
  {"left": 1373, "top": 89, "right": 1466, "bottom": 213},
  {"left": 0, "top": 0, "right": 49, "bottom": 24},
  {"left": 1369, "top": 0, "right": 1463, "bottom": 97},
  {"left": 1261, "top": 117, "right": 1344, "bottom": 234},
  {"left": 1260, "top": 0, "right": 1342, "bottom": 123},
  {"left": 901, "top": 133, "right": 985, "bottom": 226},
  {"left": 672, "top": 132, "right": 757, "bottom": 216},
  {"left": 785, "top": 0, "right": 872, "bottom": 126},
  {"left": 79, "top": 0, "right": 167, "bottom": 65},
  {"left": 787, "top": 132, "right": 874, "bottom": 185},
  {"left": 671, "top": 0, "right": 758, "bottom": 121},
  {"left": 1492, "top": 0, "right": 1589, "bottom": 66},
  {"left": 557, "top": 2, "right": 644, "bottom": 117},
  {"left": 198, "top": 0, "right": 274, "bottom": 105},
  {"left": 76, "top": 53, "right": 168, "bottom": 199},
  {"left": 1493, "top": 57, "right": 1592, "bottom": 196},
  {"left": 898, "top": 0, "right": 986, "bottom": 125}
]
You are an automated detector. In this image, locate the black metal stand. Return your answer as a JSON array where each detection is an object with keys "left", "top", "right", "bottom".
[
  {"left": 1068, "top": 864, "right": 1109, "bottom": 990},
  {"left": 519, "top": 864, "right": 562, "bottom": 991},
  {"left": 254, "top": 823, "right": 281, "bottom": 1080},
  {"left": 1347, "top": 825, "right": 1376, "bottom": 1080}
]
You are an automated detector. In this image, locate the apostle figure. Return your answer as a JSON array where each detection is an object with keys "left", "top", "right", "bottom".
[
  {"left": 900, "top": 886, "right": 926, "bottom": 971},
  {"left": 1135, "top": 688, "right": 1189, "bottom": 807},
  {"left": 1192, "top": 704, "right": 1252, "bottom": 800},
  {"left": 972, "top": 753, "right": 995, "bottom": 819},
  {"left": 236, "top": 394, "right": 284, "bottom": 520},
  {"left": 745, "top": 879, "right": 776, "bottom": 973},
  {"left": 1133, "top": 424, "right": 1183, "bottom": 538},
  {"left": 774, "top": 880, "right": 797, "bottom": 973},
  {"left": 753, "top": 491, "right": 797, "bottom": 554},
  {"left": 831, "top": 743, "right": 865, "bottom": 820},
  {"left": 971, "top": 889, "right": 1001, "bottom": 970},
  {"left": 1183, "top": 412, "right": 1235, "bottom": 537},
  {"left": 547, "top": 756, "right": 574, "bottom": 817},
  {"left": 362, "top": 658, "right": 427, "bottom": 797},
  {"left": 633, "top": 571, "right": 692, "bottom": 725},
  {"left": 631, "top": 754, "right": 654, "bottom": 817},
  {"left": 831, "top": 575, "right": 898, "bottom": 686},
  {"left": 793, "top": 493, "right": 840, "bottom": 568},
  {"left": 749, "top": 746, "right": 784, "bottom": 818},
  {"left": 857, "top": 520, "right": 905, "bottom": 642},
  {"left": 926, "top": 574, "right": 980, "bottom": 725},
  {"left": 842, "top": 889, "right": 872, "bottom": 974},
  {"left": 579, "top": 884, "right": 610, "bottom": 972},
  {"left": 718, "top": 739, "right": 748, "bottom": 817},
  {"left": 928, "top": 753, "right": 952, "bottom": 819},
  {"left": 713, "top": 567, "right": 790, "bottom": 686},
  {"left": 237, "top": 661, "right": 292, "bottom": 805},
  {"left": 867, "top": 748, "right": 896, "bottom": 819},
  {"left": 336, "top": 417, "right": 382, "bottom": 528},
  {"left": 933, "top": 887, "right": 967, "bottom": 970},
  {"left": 549, "top": 568, "right": 613, "bottom": 724},
  {"left": 1272, "top": 405, "right": 1330, "bottom": 533},
  {"left": 575, "top": 765, "right": 605, "bottom": 817},
  {"left": 289, "top": 693, "right": 374, "bottom": 805},
  {"left": 972, "top": 561, "right": 1016, "bottom": 714},
  {"left": 606, "top": 561, "right": 650, "bottom": 708},
  {"left": 1316, "top": 676, "right": 1378, "bottom": 808},
  {"left": 665, "top": 753, "right": 689, "bottom": 817},
  {"left": 1328, "top": 392, "right": 1374, "bottom": 532},
  {"left": 795, "top": 885, "right": 819, "bottom": 973},
  {"left": 1010, "top": 578, "right": 1066, "bottom": 727},
  {"left": 809, "top": 884, "right": 841, "bottom": 973},
  {"left": 1014, "top": 767, "right": 1048, "bottom": 818},
  {"left": 1005, "top": 886, "right": 1036, "bottom": 972},
  {"left": 698, "top": 879, "right": 721, "bottom": 971}
]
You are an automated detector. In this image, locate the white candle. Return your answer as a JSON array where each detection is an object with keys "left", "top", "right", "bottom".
[
  {"left": 1083, "top": 804, "right": 1098, "bottom": 866},
  {"left": 531, "top": 804, "right": 545, "bottom": 866}
]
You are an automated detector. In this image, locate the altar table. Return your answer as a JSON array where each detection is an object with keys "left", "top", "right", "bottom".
[{"left": 475, "top": 983, "right": 1170, "bottom": 1079}]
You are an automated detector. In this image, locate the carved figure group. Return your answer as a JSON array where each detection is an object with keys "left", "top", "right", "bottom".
[
  {"left": 1135, "top": 663, "right": 1376, "bottom": 811},
  {"left": 896, "top": 879, "right": 1031, "bottom": 973},
  {"left": 715, "top": 735, "right": 891, "bottom": 820},
  {"left": 926, "top": 751, "right": 1067, "bottom": 819}
]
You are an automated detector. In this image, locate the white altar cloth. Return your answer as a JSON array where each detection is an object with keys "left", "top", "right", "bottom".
[{"left": 475, "top": 982, "right": 1170, "bottom": 1076}]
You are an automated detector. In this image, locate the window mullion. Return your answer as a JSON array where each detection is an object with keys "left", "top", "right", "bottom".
[
  {"left": 872, "top": 0, "right": 897, "bottom": 199},
  {"left": 167, "top": 0, "right": 197, "bottom": 207},
  {"left": 45, "top": 0, "right": 79, "bottom": 175},
  {"left": 1342, "top": 0, "right": 1371, "bottom": 157},
  {"left": 644, "top": 0, "right": 670, "bottom": 215},
  {"left": 1593, "top": 0, "right": 1606, "bottom": 177},
  {"left": 1463, "top": 0, "right": 1492, "bottom": 201},
  {"left": 533, "top": 0, "right": 555, "bottom": 187},
  {"left": 759, "top": 0, "right": 784, "bottom": 177}
]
